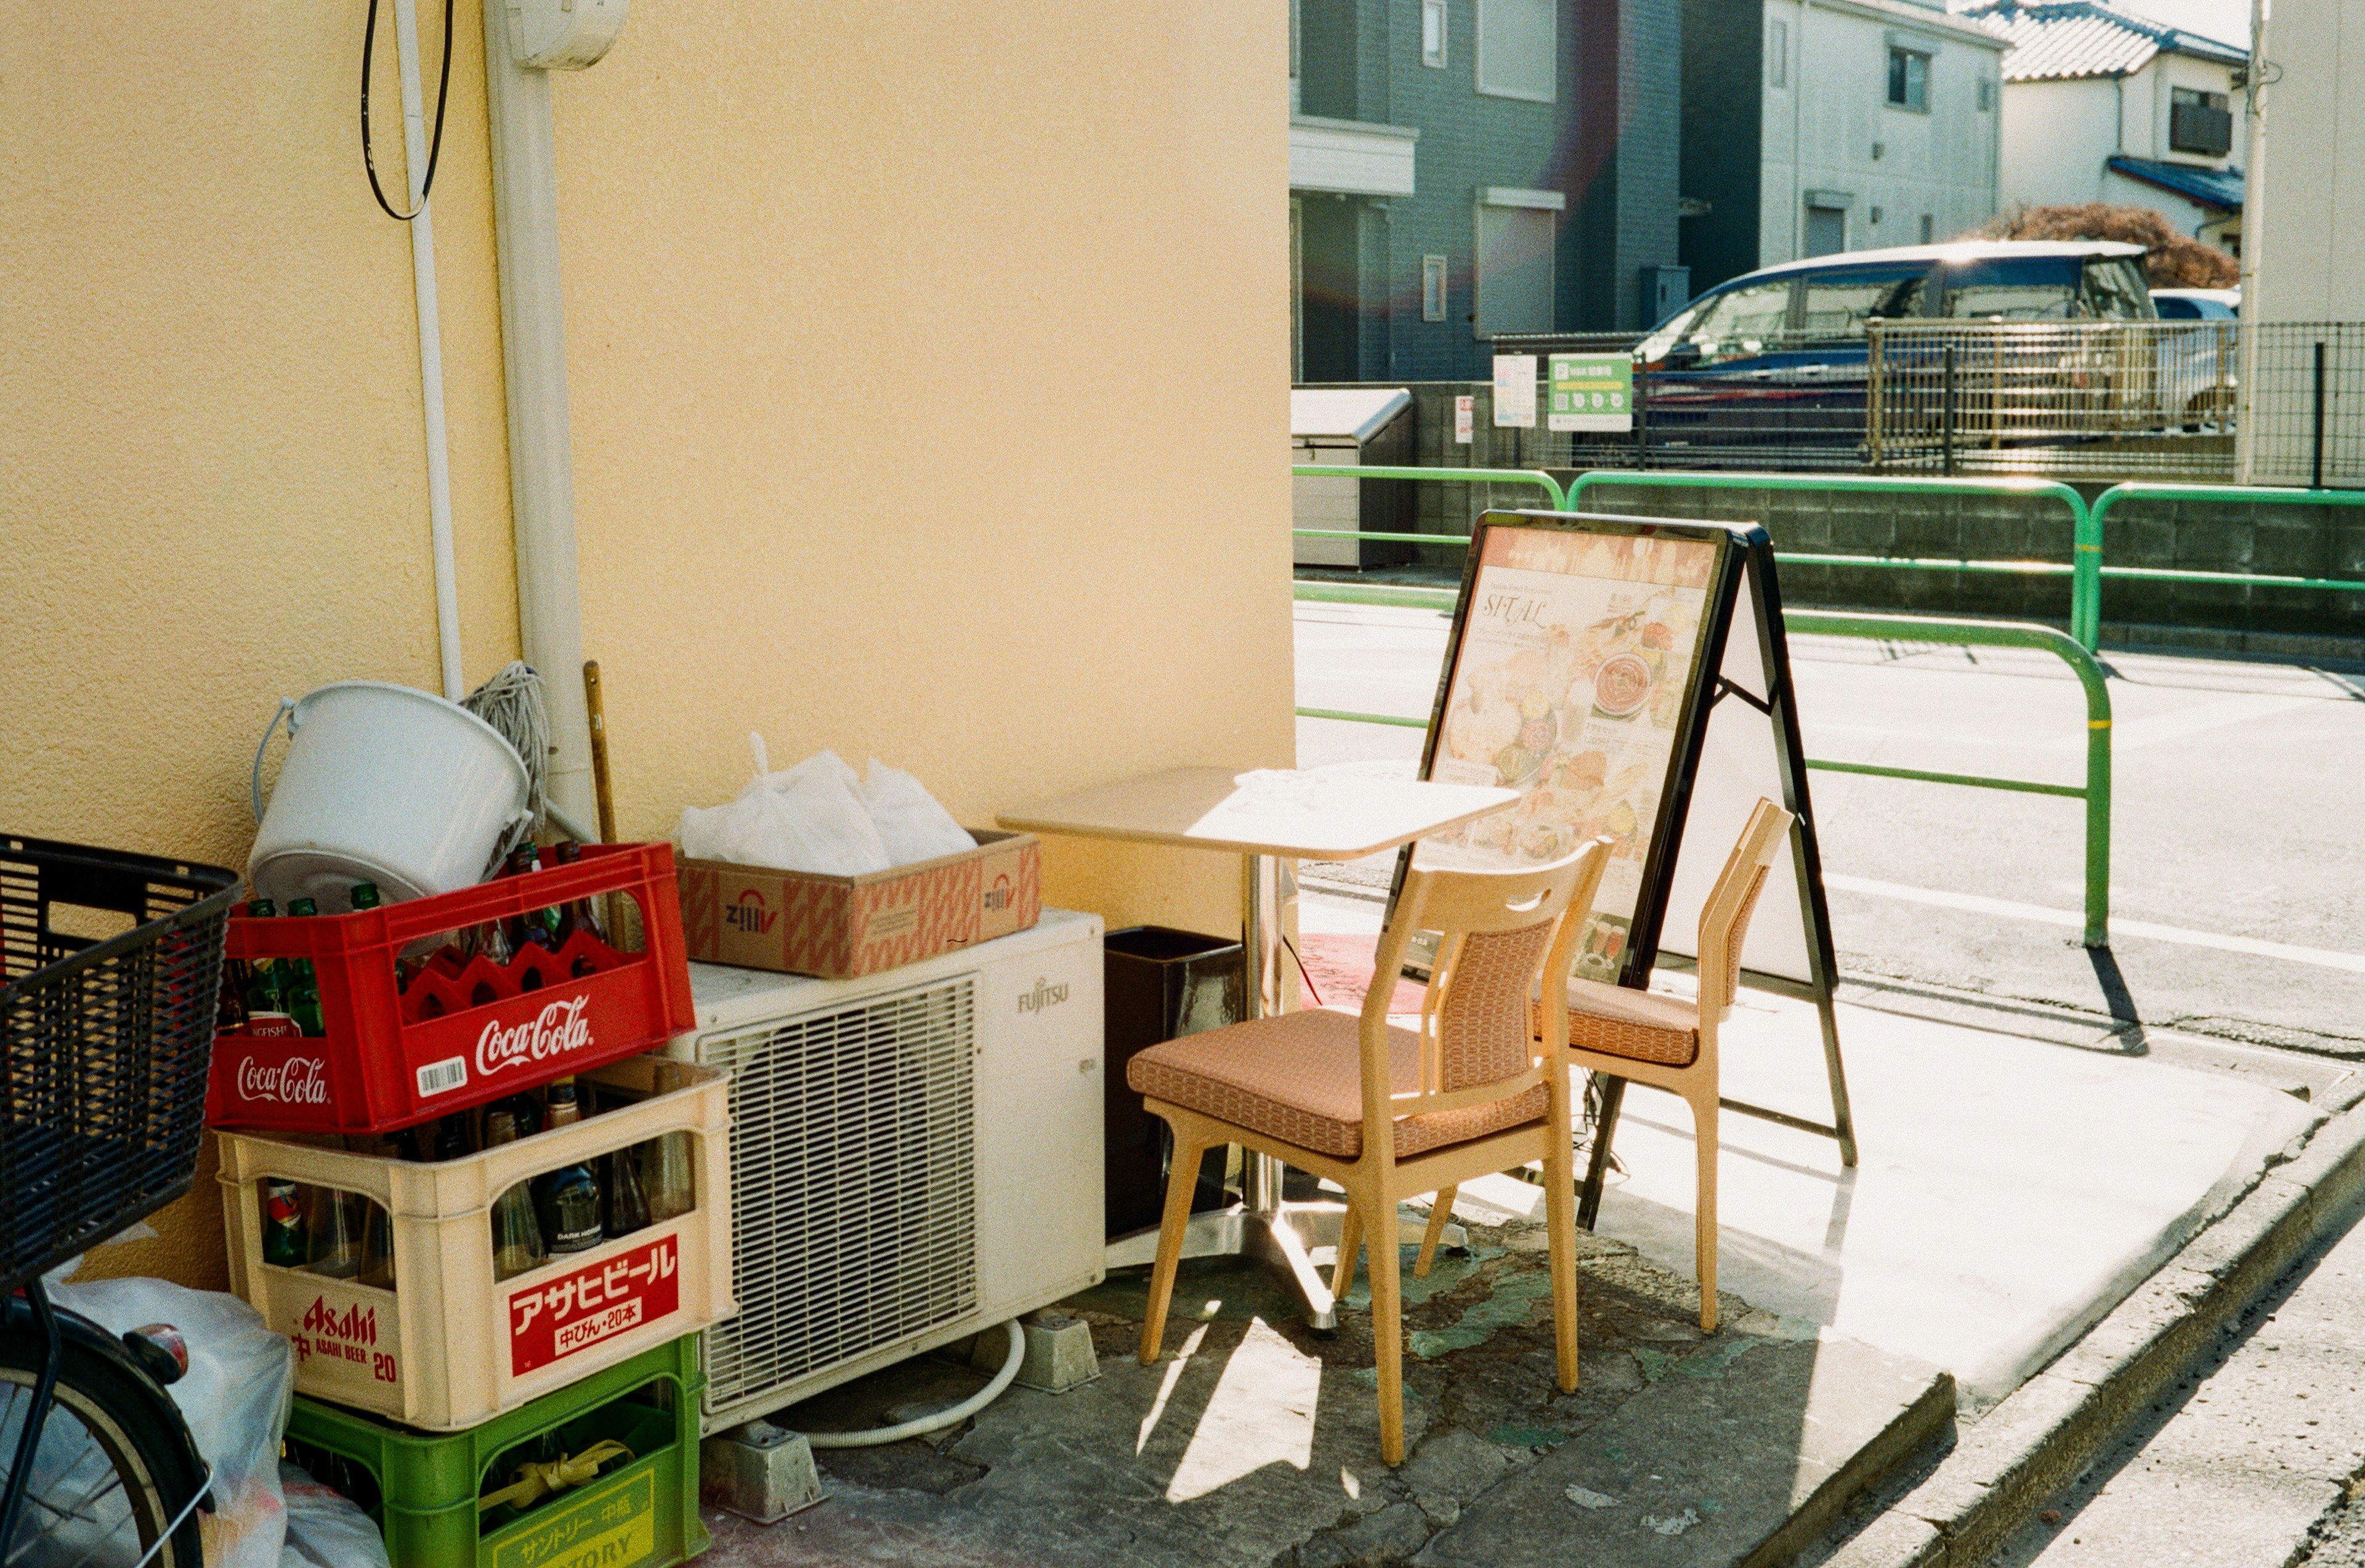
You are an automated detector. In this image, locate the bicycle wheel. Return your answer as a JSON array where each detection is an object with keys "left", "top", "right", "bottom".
[{"left": 0, "top": 1334, "right": 204, "bottom": 1568}]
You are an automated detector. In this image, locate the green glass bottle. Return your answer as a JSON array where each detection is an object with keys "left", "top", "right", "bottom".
[
  {"left": 285, "top": 897, "right": 326, "bottom": 1037},
  {"left": 242, "top": 898, "right": 299, "bottom": 1038},
  {"left": 260, "top": 1179, "right": 307, "bottom": 1268}
]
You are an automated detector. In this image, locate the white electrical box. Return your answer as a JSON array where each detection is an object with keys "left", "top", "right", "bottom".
[{"left": 507, "top": 0, "right": 628, "bottom": 70}]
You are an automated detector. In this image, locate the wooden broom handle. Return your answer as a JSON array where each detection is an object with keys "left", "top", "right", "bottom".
[{"left": 583, "top": 660, "right": 620, "bottom": 846}]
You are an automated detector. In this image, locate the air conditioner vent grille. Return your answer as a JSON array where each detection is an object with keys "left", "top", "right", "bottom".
[{"left": 695, "top": 977, "right": 977, "bottom": 1415}]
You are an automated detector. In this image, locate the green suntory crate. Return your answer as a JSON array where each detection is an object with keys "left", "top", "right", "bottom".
[{"left": 283, "top": 1335, "right": 707, "bottom": 1568}]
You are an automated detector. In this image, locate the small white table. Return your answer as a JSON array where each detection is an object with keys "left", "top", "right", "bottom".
[{"left": 1000, "top": 766, "right": 1519, "bottom": 1331}]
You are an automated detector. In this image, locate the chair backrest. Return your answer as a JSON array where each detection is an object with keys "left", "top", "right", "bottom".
[
  {"left": 1360, "top": 839, "right": 1610, "bottom": 1136},
  {"left": 1696, "top": 798, "right": 1795, "bottom": 1023}
]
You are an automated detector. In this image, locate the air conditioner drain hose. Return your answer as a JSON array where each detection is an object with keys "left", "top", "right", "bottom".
[{"left": 802, "top": 1319, "right": 1026, "bottom": 1449}]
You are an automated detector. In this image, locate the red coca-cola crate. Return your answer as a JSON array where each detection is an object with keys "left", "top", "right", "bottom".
[{"left": 206, "top": 843, "right": 695, "bottom": 1136}]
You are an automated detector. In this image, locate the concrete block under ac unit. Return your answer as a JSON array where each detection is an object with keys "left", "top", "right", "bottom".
[
  {"left": 507, "top": 0, "right": 628, "bottom": 69},
  {"left": 972, "top": 1311, "right": 1104, "bottom": 1394},
  {"left": 700, "top": 1420, "right": 827, "bottom": 1524}
]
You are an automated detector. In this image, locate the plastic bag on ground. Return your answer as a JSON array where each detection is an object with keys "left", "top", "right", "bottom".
[
  {"left": 677, "top": 737, "right": 891, "bottom": 875},
  {"left": 862, "top": 758, "right": 977, "bottom": 863},
  {"left": 279, "top": 1461, "right": 392, "bottom": 1568},
  {"left": 43, "top": 1277, "right": 296, "bottom": 1568}
]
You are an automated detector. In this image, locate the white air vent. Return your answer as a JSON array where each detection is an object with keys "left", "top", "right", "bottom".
[
  {"left": 700, "top": 978, "right": 977, "bottom": 1413},
  {"left": 677, "top": 909, "right": 1108, "bottom": 1433}
]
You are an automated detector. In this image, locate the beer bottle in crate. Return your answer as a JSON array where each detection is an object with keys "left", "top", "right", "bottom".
[
  {"left": 243, "top": 898, "right": 300, "bottom": 1038},
  {"left": 551, "top": 841, "right": 608, "bottom": 977},
  {"left": 285, "top": 898, "right": 326, "bottom": 1037},
  {"left": 303, "top": 1185, "right": 363, "bottom": 1280},
  {"left": 486, "top": 1112, "right": 548, "bottom": 1281},
  {"left": 261, "top": 1179, "right": 307, "bottom": 1267},
  {"left": 641, "top": 1061, "right": 697, "bottom": 1224},
  {"left": 531, "top": 1079, "right": 604, "bottom": 1258}
]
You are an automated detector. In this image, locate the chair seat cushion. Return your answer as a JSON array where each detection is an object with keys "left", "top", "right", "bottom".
[
  {"left": 1559, "top": 978, "right": 1700, "bottom": 1069},
  {"left": 1126, "top": 1008, "right": 1548, "bottom": 1160}
]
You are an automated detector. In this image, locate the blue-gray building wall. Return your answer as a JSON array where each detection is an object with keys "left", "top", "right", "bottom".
[{"left": 1298, "top": 0, "right": 1684, "bottom": 381}]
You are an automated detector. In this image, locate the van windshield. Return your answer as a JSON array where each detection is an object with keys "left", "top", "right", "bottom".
[
  {"left": 1639, "top": 277, "right": 1792, "bottom": 365},
  {"left": 1798, "top": 266, "right": 1931, "bottom": 341}
]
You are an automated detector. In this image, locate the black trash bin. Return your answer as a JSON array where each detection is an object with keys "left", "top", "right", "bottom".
[{"left": 1103, "top": 926, "right": 1245, "bottom": 1238}]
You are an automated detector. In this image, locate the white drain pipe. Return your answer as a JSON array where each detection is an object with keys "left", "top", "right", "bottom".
[
  {"left": 481, "top": 2, "right": 597, "bottom": 830},
  {"left": 391, "top": 0, "right": 464, "bottom": 701}
]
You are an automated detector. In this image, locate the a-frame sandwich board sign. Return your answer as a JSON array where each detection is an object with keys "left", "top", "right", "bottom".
[{"left": 1385, "top": 510, "right": 1854, "bottom": 1226}]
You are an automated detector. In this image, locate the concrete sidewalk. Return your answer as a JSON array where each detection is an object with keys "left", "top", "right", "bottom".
[{"left": 695, "top": 905, "right": 2332, "bottom": 1568}]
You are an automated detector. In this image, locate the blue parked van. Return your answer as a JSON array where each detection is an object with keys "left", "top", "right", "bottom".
[{"left": 1632, "top": 241, "right": 2156, "bottom": 456}]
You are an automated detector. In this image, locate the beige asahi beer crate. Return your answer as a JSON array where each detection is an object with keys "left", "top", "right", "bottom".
[{"left": 215, "top": 1053, "right": 734, "bottom": 1431}]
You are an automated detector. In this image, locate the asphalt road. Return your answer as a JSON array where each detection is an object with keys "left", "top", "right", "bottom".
[
  {"left": 1295, "top": 599, "right": 2365, "bottom": 1055},
  {"left": 1976, "top": 1198, "right": 2365, "bottom": 1568}
]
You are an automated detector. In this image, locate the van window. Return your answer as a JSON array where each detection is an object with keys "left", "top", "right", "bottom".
[
  {"left": 1643, "top": 277, "right": 1794, "bottom": 365},
  {"left": 2080, "top": 256, "right": 2156, "bottom": 320},
  {"left": 2151, "top": 296, "right": 2201, "bottom": 320},
  {"left": 1943, "top": 256, "right": 2082, "bottom": 320},
  {"left": 1799, "top": 266, "right": 1931, "bottom": 341}
]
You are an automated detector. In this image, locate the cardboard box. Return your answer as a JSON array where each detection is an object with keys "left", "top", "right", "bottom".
[{"left": 677, "top": 830, "right": 1042, "bottom": 979}]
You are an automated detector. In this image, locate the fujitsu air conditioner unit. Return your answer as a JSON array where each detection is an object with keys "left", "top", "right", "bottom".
[{"left": 669, "top": 908, "right": 1106, "bottom": 1434}]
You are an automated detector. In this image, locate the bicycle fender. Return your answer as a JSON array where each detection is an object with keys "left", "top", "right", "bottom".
[{"left": 1, "top": 1295, "right": 212, "bottom": 1508}]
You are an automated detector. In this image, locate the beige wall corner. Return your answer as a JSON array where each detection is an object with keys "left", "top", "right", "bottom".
[
  {"left": 550, "top": 6, "right": 1294, "bottom": 940},
  {"left": 1, "top": 3, "right": 517, "bottom": 1284}
]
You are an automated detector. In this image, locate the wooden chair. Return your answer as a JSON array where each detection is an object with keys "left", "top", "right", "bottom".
[
  {"left": 1545, "top": 796, "right": 1794, "bottom": 1333},
  {"left": 1128, "top": 839, "right": 1611, "bottom": 1465}
]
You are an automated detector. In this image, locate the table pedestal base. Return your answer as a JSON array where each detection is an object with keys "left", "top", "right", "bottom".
[{"left": 1104, "top": 1202, "right": 1470, "bottom": 1335}]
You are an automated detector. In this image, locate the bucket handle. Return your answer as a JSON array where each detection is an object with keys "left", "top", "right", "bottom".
[{"left": 249, "top": 698, "right": 301, "bottom": 824}]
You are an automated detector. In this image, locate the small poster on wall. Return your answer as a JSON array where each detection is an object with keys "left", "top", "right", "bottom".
[
  {"left": 1453, "top": 395, "right": 1475, "bottom": 444},
  {"left": 1491, "top": 354, "right": 1537, "bottom": 428},
  {"left": 1548, "top": 354, "right": 1635, "bottom": 433}
]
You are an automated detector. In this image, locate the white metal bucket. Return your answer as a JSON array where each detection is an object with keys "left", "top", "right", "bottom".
[{"left": 248, "top": 681, "right": 531, "bottom": 908}]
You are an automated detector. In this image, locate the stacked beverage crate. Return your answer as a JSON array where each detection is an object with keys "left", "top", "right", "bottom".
[{"left": 206, "top": 843, "right": 730, "bottom": 1568}]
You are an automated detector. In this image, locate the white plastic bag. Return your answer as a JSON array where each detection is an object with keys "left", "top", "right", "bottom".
[
  {"left": 862, "top": 758, "right": 977, "bottom": 864},
  {"left": 677, "top": 737, "right": 891, "bottom": 875},
  {"left": 44, "top": 1277, "right": 296, "bottom": 1568},
  {"left": 279, "top": 1461, "right": 393, "bottom": 1568}
]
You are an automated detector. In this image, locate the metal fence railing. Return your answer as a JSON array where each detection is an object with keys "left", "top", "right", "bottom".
[
  {"left": 1866, "top": 320, "right": 2238, "bottom": 478},
  {"left": 2242, "top": 323, "right": 2365, "bottom": 488}
]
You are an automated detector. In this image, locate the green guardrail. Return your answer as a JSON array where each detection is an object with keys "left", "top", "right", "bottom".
[
  {"left": 1566, "top": 469, "right": 2108, "bottom": 650},
  {"left": 1292, "top": 573, "right": 2113, "bottom": 942},
  {"left": 2087, "top": 484, "right": 2365, "bottom": 621},
  {"left": 1290, "top": 464, "right": 1566, "bottom": 512}
]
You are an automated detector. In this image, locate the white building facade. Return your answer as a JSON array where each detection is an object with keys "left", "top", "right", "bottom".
[
  {"left": 1683, "top": 0, "right": 2006, "bottom": 295},
  {"left": 1963, "top": 0, "right": 2247, "bottom": 253}
]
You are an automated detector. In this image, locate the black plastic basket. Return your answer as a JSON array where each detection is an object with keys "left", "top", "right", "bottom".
[{"left": 0, "top": 836, "right": 239, "bottom": 1294}]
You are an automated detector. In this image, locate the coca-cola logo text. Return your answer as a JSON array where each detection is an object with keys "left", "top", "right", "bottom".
[
  {"left": 236, "top": 1056, "right": 329, "bottom": 1105},
  {"left": 477, "top": 995, "right": 594, "bottom": 1078}
]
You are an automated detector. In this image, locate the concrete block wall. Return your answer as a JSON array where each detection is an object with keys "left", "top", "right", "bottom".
[{"left": 1580, "top": 480, "right": 2365, "bottom": 650}]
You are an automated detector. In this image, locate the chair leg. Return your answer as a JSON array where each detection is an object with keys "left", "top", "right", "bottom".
[
  {"left": 1140, "top": 1128, "right": 1207, "bottom": 1364},
  {"left": 1693, "top": 1092, "right": 1720, "bottom": 1333},
  {"left": 1413, "top": 1186, "right": 1457, "bottom": 1279},
  {"left": 1542, "top": 1131, "right": 1581, "bottom": 1394},
  {"left": 1330, "top": 1199, "right": 1364, "bottom": 1303},
  {"left": 1367, "top": 1195, "right": 1408, "bottom": 1465}
]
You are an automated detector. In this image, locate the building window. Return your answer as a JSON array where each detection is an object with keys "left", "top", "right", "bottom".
[
  {"left": 2171, "top": 87, "right": 2234, "bottom": 156},
  {"left": 1978, "top": 77, "right": 1995, "bottom": 111},
  {"left": 1769, "top": 18, "right": 1788, "bottom": 89},
  {"left": 1476, "top": 0, "right": 1555, "bottom": 102},
  {"left": 1474, "top": 203, "right": 1556, "bottom": 336},
  {"left": 1423, "top": 0, "right": 1449, "bottom": 68},
  {"left": 1423, "top": 255, "right": 1449, "bottom": 321},
  {"left": 1886, "top": 46, "right": 1930, "bottom": 113},
  {"left": 1289, "top": 0, "right": 1301, "bottom": 115}
]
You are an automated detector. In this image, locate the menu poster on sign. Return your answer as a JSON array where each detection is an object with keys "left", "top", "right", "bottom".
[
  {"left": 1454, "top": 395, "right": 1475, "bottom": 444},
  {"left": 1548, "top": 354, "right": 1635, "bottom": 433},
  {"left": 1411, "top": 517, "right": 1734, "bottom": 984},
  {"left": 1492, "top": 354, "right": 1537, "bottom": 428}
]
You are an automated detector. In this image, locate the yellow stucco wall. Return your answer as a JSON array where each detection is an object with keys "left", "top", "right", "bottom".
[
  {"left": 552, "top": 6, "right": 1293, "bottom": 935},
  {"left": 2, "top": 6, "right": 1288, "bottom": 1288}
]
